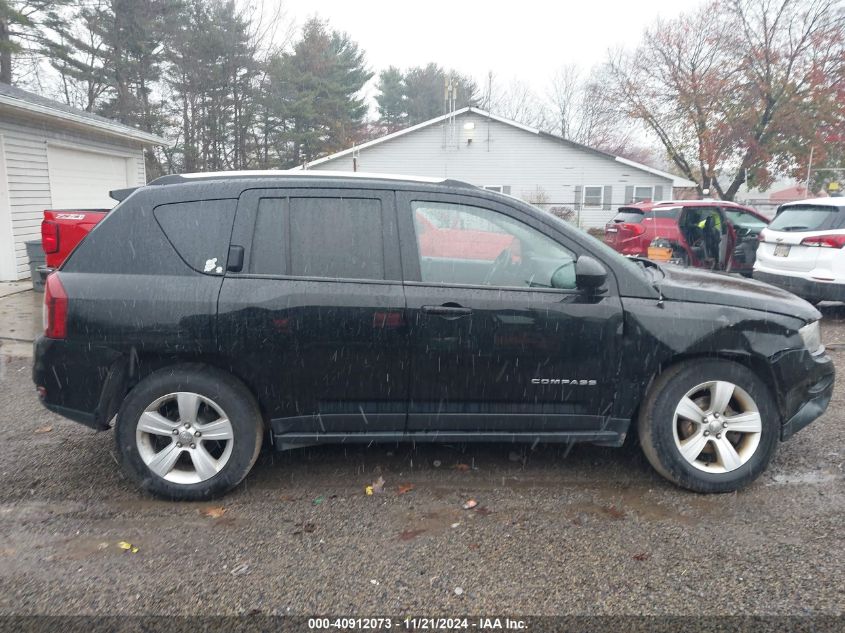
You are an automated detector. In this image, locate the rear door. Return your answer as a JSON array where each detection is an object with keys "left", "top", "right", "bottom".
[
  {"left": 398, "top": 191, "right": 624, "bottom": 437},
  {"left": 217, "top": 188, "right": 409, "bottom": 435}
]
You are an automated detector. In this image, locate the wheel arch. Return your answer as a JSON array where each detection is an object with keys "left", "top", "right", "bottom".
[
  {"left": 98, "top": 350, "right": 271, "bottom": 431},
  {"left": 649, "top": 351, "right": 782, "bottom": 419}
]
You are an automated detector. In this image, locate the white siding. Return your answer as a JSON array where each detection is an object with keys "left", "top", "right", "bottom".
[
  {"left": 0, "top": 111, "right": 147, "bottom": 280},
  {"left": 310, "top": 111, "right": 673, "bottom": 229}
]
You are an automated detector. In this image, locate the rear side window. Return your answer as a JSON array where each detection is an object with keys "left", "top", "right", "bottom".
[
  {"left": 769, "top": 205, "right": 845, "bottom": 232},
  {"left": 154, "top": 199, "right": 236, "bottom": 274},
  {"left": 246, "top": 196, "right": 386, "bottom": 280},
  {"left": 290, "top": 198, "right": 385, "bottom": 279}
]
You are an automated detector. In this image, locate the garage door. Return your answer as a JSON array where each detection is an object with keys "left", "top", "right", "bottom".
[{"left": 47, "top": 146, "right": 130, "bottom": 209}]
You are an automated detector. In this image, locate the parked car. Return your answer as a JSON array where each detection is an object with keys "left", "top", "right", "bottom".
[
  {"left": 754, "top": 197, "right": 845, "bottom": 303},
  {"left": 604, "top": 200, "right": 768, "bottom": 274},
  {"left": 34, "top": 172, "right": 833, "bottom": 500},
  {"left": 39, "top": 209, "right": 109, "bottom": 282}
]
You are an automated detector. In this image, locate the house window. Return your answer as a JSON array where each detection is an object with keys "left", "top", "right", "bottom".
[
  {"left": 583, "top": 186, "right": 604, "bottom": 208},
  {"left": 633, "top": 186, "right": 654, "bottom": 203}
]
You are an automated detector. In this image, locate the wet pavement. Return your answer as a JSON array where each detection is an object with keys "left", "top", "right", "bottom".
[{"left": 0, "top": 291, "right": 843, "bottom": 615}]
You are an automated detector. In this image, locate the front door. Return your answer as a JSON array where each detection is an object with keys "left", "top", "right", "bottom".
[
  {"left": 217, "top": 188, "right": 408, "bottom": 435},
  {"left": 397, "top": 192, "right": 624, "bottom": 435}
]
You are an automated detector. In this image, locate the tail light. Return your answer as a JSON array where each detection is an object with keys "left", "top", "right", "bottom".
[
  {"left": 41, "top": 220, "right": 59, "bottom": 254},
  {"left": 621, "top": 223, "right": 645, "bottom": 236},
  {"left": 800, "top": 235, "right": 845, "bottom": 249},
  {"left": 43, "top": 273, "right": 68, "bottom": 339}
]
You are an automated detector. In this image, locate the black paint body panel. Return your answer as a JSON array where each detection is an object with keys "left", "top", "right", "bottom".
[{"left": 31, "top": 173, "right": 833, "bottom": 447}]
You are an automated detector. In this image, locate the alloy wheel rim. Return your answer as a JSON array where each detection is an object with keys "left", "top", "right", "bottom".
[
  {"left": 672, "top": 381, "right": 762, "bottom": 473},
  {"left": 136, "top": 392, "right": 234, "bottom": 484}
]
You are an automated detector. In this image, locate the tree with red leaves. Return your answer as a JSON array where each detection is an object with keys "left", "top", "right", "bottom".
[{"left": 607, "top": 0, "right": 845, "bottom": 200}]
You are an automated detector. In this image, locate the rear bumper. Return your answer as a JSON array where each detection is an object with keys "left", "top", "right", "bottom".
[
  {"left": 754, "top": 270, "right": 845, "bottom": 302},
  {"left": 32, "top": 336, "right": 125, "bottom": 431}
]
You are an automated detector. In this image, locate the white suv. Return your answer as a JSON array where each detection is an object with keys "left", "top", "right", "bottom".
[{"left": 754, "top": 197, "right": 845, "bottom": 304}]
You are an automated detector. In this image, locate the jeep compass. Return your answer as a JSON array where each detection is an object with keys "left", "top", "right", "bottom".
[{"left": 33, "top": 172, "right": 834, "bottom": 499}]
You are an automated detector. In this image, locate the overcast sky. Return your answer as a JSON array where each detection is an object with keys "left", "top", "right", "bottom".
[{"left": 276, "top": 0, "right": 705, "bottom": 103}]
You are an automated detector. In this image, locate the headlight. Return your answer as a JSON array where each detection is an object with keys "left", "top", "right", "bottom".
[{"left": 799, "top": 321, "right": 824, "bottom": 354}]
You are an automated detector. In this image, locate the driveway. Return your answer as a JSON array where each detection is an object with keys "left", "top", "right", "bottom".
[{"left": 0, "top": 290, "right": 843, "bottom": 617}]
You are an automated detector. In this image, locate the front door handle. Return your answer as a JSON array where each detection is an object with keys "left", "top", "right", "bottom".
[{"left": 421, "top": 303, "right": 472, "bottom": 319}]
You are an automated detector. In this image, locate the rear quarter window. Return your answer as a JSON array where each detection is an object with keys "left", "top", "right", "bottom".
[
  {"left": 769, "top": 205, "right": 845, "bottom": 232},
  {"left": 154, "top": 199, "right": 236, "bottom": 273}
]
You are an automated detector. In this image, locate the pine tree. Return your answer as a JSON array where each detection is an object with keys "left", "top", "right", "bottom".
[
  {"left": 376, "top": 66, "right": 406, "bottom": 132},
  {"left": 265, "top": 18, "right": 371, "bottom": 165}
]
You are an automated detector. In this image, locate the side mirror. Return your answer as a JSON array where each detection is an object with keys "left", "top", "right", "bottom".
[{"left": 575, "top": 255, "right": 607, "bottom": 291}]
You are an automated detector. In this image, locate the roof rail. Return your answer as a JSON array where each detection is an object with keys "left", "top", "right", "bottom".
[{"left": 147, "top": 170, "right": 477, "bottom": 189}]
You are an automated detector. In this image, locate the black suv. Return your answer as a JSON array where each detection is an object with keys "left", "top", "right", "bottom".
[{"left": 33, "top": 172, "right": 834, "bottom": 499}]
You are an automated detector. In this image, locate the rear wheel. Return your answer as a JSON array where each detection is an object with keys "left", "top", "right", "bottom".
[
  {"left": 638, "top": 359, "right": 779, "bottom": 493},
  {"left": 115, "top": 365, "right": 263, "bottom": 500}
]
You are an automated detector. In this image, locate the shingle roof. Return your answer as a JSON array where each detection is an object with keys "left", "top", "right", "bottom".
[{"left": 0, "top": 82, "right": 166, "bottom": 145}]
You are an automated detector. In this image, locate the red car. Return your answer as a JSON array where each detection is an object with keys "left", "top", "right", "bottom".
[{"left": 604, "top": 200, "right": 769, "bottom": 274}]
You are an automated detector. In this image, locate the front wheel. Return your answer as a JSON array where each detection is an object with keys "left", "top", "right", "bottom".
[
  {"left": 115, "top": 364, "right": 263, "bottom": 500},
  {"left": 638, "top": 359, "right": 779, "bottom": 493}
]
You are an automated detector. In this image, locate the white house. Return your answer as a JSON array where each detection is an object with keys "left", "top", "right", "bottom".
[
  {"left": 301, "top": 107, "right": 694, "bottom": 229},
  {"left": 0, "top": 82, "right": 166, "bottom": 281}
]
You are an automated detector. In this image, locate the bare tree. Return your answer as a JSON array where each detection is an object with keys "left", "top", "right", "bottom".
[{"left": 487, "top": 76, "right": 549, "bottom": 128}]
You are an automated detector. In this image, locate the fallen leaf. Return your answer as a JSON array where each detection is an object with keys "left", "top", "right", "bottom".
[
  {"left": 372, "top": 476, "right": 386, "bottom": 494},
  {"left": 199, "top": 506, "right": 226, "bottom": 519},
  {"left": 398, "top": 529, "right": 426, "bottom": 541},
  {"left": 117, "top": 541, "right": 139, "bottom": 554},
  {"left": 633, "top": 552, "right": 651, "bottom": 561},
  {"left": 34, "top": 425, "right": 53, "bottom": 434},
  {"left": 364, "top": 486, "right": 374, "bottom": 496},
  {"left": 453, "top": 463, "right": 470, "bottom": 472},
  {"left": 397, "top": 483, "right": 415, "bottom": 495},
  {"left": 604, "top": 505, "right": 626, "bottom": 520},
  {"left": 462, "top": 499, "right": 478, "bottom": 510}
]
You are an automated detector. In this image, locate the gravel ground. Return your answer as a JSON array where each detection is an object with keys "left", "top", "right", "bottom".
[{"left": 0, "top": 310, "right": 843, "bottom": 617}]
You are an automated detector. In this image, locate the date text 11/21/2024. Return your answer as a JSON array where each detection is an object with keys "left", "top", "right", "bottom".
[{"left": 307, "top": 617, "right": 528, "bottom": 630}]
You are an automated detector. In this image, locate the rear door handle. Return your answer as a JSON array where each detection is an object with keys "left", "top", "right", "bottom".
[{"left": 421, "top": 304, "right": 472, "bottom": 319}]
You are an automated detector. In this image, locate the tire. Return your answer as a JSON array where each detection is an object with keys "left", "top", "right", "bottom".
[
  {"left": 115, "top": 364, "right": 263, "bottom": 500},
  {"left": 638, "top": 359, "right": 779, "bottom": 493}
]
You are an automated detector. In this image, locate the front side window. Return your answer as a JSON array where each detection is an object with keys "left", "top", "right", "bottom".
[
  {"left": 583, "top": 186, "right": 603, "bottom": 209},
  {"left": 412, "top": 201, "right": 576, "bottom": 289}
]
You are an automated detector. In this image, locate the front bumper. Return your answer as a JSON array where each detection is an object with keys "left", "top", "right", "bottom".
[
  {"left": 754, "top": 270, "right": 845, "bottom": 303},
  {"left": 772, "top": 347, "right": 835, "bottom": 440}
]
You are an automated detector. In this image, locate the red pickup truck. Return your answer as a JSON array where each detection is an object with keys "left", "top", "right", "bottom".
[{"left": 36, "top": 188, "right": 139, "bottom": 282}]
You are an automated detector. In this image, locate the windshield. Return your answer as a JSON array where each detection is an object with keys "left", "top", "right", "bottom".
[{"left": 769, "top": 204, "right": 845, "bottom": 232}]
